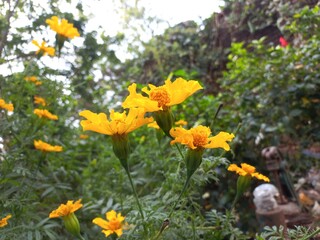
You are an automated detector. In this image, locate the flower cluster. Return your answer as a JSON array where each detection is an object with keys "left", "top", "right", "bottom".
[
  {"left": 0, "top": 98, "right": 14, "bottom": 112},
  {"left": 49, "top": 200, "right": 127, "bottom": 238},
  {"left": 24, "top": 76, "right": 42, "bottom": 86}
]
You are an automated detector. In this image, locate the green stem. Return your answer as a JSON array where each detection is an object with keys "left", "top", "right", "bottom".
[
  {"left": 77, "top": 234, "right": 86, "bottom": 240},
  {"left": 153, "top": 176, "right": 191, "bottom": 240},
  {"left": 168, "top": 176, "right": 190, "bottom": 218},
  {"left": 209, "top": 103, "right": 223, "bottom": 132},
  {"left": 124, "top": 168, "right": 144, "bottom": 220},
  {"left": 301, "top": 227, "right": 320, "bottom": 240},
  {"left": 175, "top": 144, "right": 185, "bottom": 161}
]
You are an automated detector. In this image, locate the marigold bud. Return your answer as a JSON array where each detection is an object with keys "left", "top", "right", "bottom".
[
  {"left": 153, "top": 109, "right": 174, "bottom": 137},
  {"left": 111, "top": 134, "right": 130, "bottom": 170},
  {"left": 62, "top": 213, "right": 81, "bottom": 237},
  {"left": 185, "top": 148, "right": 204, "bottom": 180}
]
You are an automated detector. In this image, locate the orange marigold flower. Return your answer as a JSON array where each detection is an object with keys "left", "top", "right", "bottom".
[
  {"left": 34, "top": 96, "right": 47, "bottom": 106},
  {"left": 0, "top": 99, "right": 14, "bottom": 112},
  {"left": 93, "top": 210, "right": 128, "bottom": 237},
  {"left": 0, "top": 214, "right": 12, "bottom": 228},
  {"left": 32, "top": 40, "right": 55, "bottom": 56},
  {"left": 49, "top": 199, "right": 83, "bottom": 218},
  {"left": 24, "top": 76, "right": 42, "bottom": 86},
  {"left": 34, "top": 109, "right": 58, "bottom": 120},
  {"left": 34, "top": 140, "right": 63, "bottom": 152},
  {"left": 122, "top": 78, "right": 203, "bottom": 112},
  {"left": 46, "top": 16, "right": 80, "bottom": 39},
  {"left": 228, "top": 163, "right": 270, "bottom": 182},
  {"left": 170, "top": 125, "right": 234, "bottom": 151}
]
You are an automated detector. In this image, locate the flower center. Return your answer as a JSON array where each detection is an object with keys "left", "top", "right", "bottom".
[
  {"left": 150, "top": 88, "right": 170, "bottom": 109},
  {"left": 192, "top": 132, "right": 208, "bottom": 148},
  {"left": 109, "top": 219, "right": 121, "bottom": 230}
]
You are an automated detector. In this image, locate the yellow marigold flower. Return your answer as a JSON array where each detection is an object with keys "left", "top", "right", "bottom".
[
  {"left": 49, "top": 199, "right": 83, "bottom": 218},
  {"left": 93, "top": 210, "right": 128, "bottom": 237},
  {"left": 34, "top": 140, "right": 63, "bottom": 152},
  {"left": 24, "top": 76, "right": 42, "bottom": 86},
  {"left": 34, "top": 96, "right": 47, "bottom": 106},
  {"left": 79, "top": 108, "right": 153, "bottom": 136},
  {"left": 34, "top": 109, "right": 58, "bottom": 120},
  {"left": 46, "top": 16, "right": 80, "bottom": 39},
  {"left": 228, "top": 163, "right": 270, "bottom": 182},
  {"left": 79, "top": 134, "right": 89, "bottom": 139},
  {"left": 32, "top": 40, "right": 55, "bottom": 56},
  {"left": 0, "top": 214, "right": 11, "bottom": 228},
  {"left": 147, "top": 121, "right": 160, "bottom": 129},
  {"left": 0, "top": 99, "right": 14, "bottom": 112},
  {"left": 122, "top": 78, "right": 203, "bottom": 112},
  {"left": 170, "top": 125, "right": 235, "bottom": 151},
  {"left": 175, "top": 119, "right": 187, "bottom": 126}
]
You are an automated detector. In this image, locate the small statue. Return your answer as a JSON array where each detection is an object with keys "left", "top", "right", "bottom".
[{"left": 261, "top": 146, "right": 299, "bottom": 204}]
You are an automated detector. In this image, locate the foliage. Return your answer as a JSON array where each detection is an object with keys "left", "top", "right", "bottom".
[{"left": 1, "top": 0, "right": 320, "bottom": 239}]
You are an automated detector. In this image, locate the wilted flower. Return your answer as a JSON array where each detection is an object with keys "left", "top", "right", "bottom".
[
  {"left": 0, "top": 99, "right": 14, "bottom": 112},
  {"left": 34, "top": 96, "right": 47, "bottom": 106},
  {"left": 24, "top": 76, "right": 42, "bottom": 86},
  {"left": 34, "top": 109, "right": 58, "bottom": 120},
  {"left": 93, "top": 210, "right": 128, "bottom": 238},
  {"left": 46, "top": 16, "right": 80, "bottom": 39},
  {"left": 228, "top": 163, "right": 270, "bottom": 182},
  {"left": 32, "top": 40, "right": 55, "bottom": 56},
  {"left": 0, "top": 214, "right": 12, "bottom": 228},
  {"left": 34, "top": 140, "right": 63, "bottom": 152},
  {"left": 49, "top": 199, "right": 83, "bottom": 237}
]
